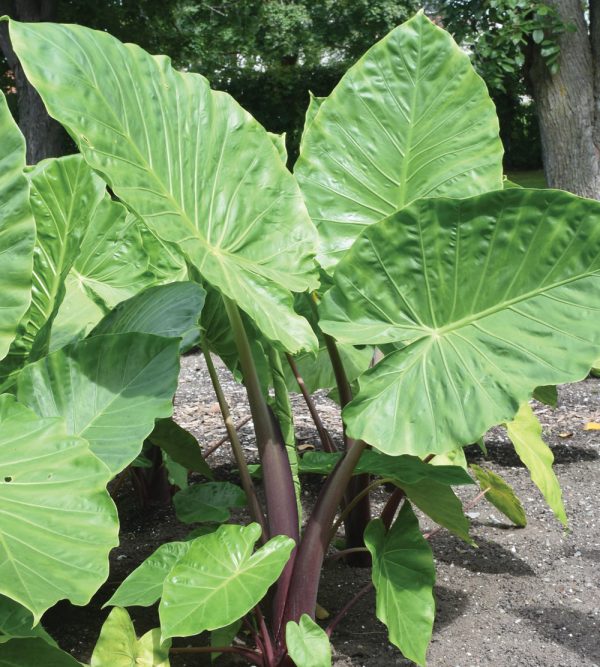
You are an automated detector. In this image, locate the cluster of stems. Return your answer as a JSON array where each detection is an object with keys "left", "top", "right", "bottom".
[{"left": 199, "top": 295, "right": 400, "bottom": 664}]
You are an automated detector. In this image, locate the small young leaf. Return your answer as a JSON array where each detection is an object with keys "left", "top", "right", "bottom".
[
  {"left": 105, "top": 542, "right": 191, "bottom": 609},
  {"left": 470, "top": 464, "right": 527, "bottom": 527},
  {"left": 505, "top": 403, "right": 567, "bottom": 526},
  {"left": 173, "top": 482, "right": 246, "bottom": 524},
  {"left": 365, "top": 504, "right": 435, "bottom": 666},
  {"left": 149, "top": 419, "right": 213, "bottom": 479},
  {"left": 210, "top": 619, "right": 242, "bottom": 663},
  {"left": 91, "top": 608, "right": 170, "bottom": 667},
  {"left": 159, "top": 524, "right": 295, "bottom": 639},
  {"left": 285, "top": 614, "right": 332, "bottom": 667}
]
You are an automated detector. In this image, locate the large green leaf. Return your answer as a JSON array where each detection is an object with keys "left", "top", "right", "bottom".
[
  {"left": 91, "top": 608, "right": 170, "bottom": 667},
  {"left": 505, "top": 403, "right": 567, "bottom": 525},
  {"left": 365, "top": 504, "right": 435, "bottom": 666},
  {"left": 159, "top": 523, "right": 294, "bottom": 639},
  {"left": 0, "top": 638, "right": 82, "bottom": 667},
  {"left": 9, "top": 20, "right": 319, "bottom": 354},
  {"left": 0, "top": 395, "right": 118, "bottom": 621},
  {"left": 90, "top": 281, "right": 205, "bottom": 342},
  {"left": 320, "top": 189, "right": 600, "bottom": 456},
  {"left": 106, "top": 541, "right": 191, "bottom": 609},
  {"left": 173, "top": 482, "right": 246, "bottom": 524},
  {"left": 0, "top": 93, "right": 35, "bottom": 361},
  {"left": 17, "top": 333, "right": 180, "bottom": 474},
  {"left": 470, "top": 464, "right": 527, "bottom": 527},
  {"left": 285, "top": 614, "right": 332, "bottom": 667},
  {"left": 0, "top": 596, "right": 54, "bottom": 645},
  {"left": 295, "top": 12, "right": 503, "bottom": 270}
]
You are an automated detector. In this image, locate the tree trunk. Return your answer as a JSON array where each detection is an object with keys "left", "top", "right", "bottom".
[
  {"left": 0, "top": 0, "right": 67, "bottom": 164},
  {"left": 528, "top": 0, "right": 600, "bottom": 199}
]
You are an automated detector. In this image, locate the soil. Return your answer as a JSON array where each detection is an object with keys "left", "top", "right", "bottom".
[{"left": 42, "top": 352, "right": 600, "bottom": 667}]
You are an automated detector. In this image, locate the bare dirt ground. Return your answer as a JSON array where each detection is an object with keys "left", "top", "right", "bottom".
[{"left": 43, "top": 352, "right": 600, "bottom": 667}]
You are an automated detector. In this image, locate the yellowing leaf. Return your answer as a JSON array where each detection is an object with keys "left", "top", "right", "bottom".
[{"left": 505, "top": 403, "right": 567, "bottom": 526}]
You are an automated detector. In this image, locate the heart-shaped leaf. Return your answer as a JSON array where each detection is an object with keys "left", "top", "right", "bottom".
[
  {"left": 321, "top": 189, "right": 600, "bottom": 456},
  {"left": 17, "top": 333, "right": 180, "bottom": 474},
  {"left": 0, "top": 395, "right": 118, "bottom": 621},
  {"left": 365, "top": 504, "right": 435, "bottom": 666},
  {"left": 9, "top": 20, "right": 319, "bottom": 353},
  {"left": 295, "top": 12, "right": 503, "bottom": 269},
  {"left": 285, "top": 614, "right": 332, "bottom": 667},
  {"left": 159, "top": 523, "right": 294, "bottom": 639},
  {"left": 0, "top": 93, "right": 35, "bottom": 362}
]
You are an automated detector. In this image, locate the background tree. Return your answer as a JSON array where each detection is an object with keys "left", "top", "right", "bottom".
[
  {"left": 435, "top": 0, "right": 599, "bottom": 199},
  {"left": 1, "top": 0, "right": 420, "bottom": 164}
]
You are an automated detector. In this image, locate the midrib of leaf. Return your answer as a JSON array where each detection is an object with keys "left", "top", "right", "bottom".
[
  {"left": 26, "top": 162, "right": 88, "bottom": 345},
  {"left": 396, "top": 17, "right": 423, "bottom": 210},
  {"left": 435, "top": 268, "right": 600, "bottom": 337},
  {"left": 28, "top": 25, "right": 294, "bottom": 283}
]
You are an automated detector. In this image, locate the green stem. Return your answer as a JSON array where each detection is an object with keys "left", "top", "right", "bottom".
[{"left": 201, "top": 337, "right": 267, "bottom": 537}]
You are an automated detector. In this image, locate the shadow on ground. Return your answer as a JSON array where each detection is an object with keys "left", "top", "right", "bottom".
[{"left": 516, "top": 606, "right": 600, "bottom": 662}]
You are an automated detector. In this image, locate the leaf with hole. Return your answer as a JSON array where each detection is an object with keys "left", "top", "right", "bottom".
[{"left": 0, "top": 395, "right": 118, "bottom": 621}]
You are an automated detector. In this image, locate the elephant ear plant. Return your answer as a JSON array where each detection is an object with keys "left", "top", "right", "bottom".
[{"left": 1, "top": 10, "right": 599, "bottom": 666}]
